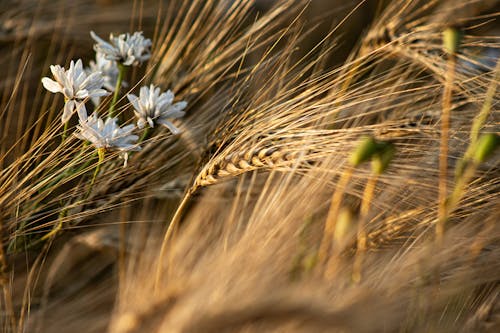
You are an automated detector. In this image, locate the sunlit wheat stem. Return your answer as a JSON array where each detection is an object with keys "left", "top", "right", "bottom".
[
  {"left": 318, "top": 165, "right": 354, "bottom": 264},
  {"left": 352, "top": 175, "right": 378, "bottom": 283},
  {"left": 436, "top": 37, "right": 457, "bottom": 245}
]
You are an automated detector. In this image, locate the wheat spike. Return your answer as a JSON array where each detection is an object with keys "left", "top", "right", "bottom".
[{"left": 196, "top": 146, "right": 302, "bottom": 187}]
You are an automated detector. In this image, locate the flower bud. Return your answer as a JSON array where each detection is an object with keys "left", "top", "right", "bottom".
[
  {"left": 350, "top": 136, "right": 378, "bottom": 167},
  {"left": 472, "top": 133, "right": 499, "bottom": 164}
]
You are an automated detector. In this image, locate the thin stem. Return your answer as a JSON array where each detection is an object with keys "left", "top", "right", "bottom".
[
  {"left": 139, "top": 127, "right": 150, "bottom": 143},
  {"left": 108, "top": 63, "right": 126, "bottom": 118},
  {"left": 352, "top": 174, "right": 378, "bottom": 283},
  {"left": 87, "top": 148, "right": 105, "bottom": 198},
  {"left": 40, "top": 207, "right": 67, "bottom": 241},
  {"left": 61, "top": 121, "right": 69, "bottom": 142},
  {"left": 318, "top": 165, "right": 354, "bottom": 264},
  {"left": 470, "top": 58, "right": 500, "bottom": 145},
  {"left": 437, "top": 52, "right": 456, "bottom": 245}
]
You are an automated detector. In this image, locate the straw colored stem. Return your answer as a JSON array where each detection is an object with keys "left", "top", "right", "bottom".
[
  {"left": 352, "top": 175, "right": 378, "bottom": 283},
  {"left": 436, "top": 53, "right": 456, "bottom": 245},
  {"left": 318, "top": 165, "right": 354, "bottom": 264}
]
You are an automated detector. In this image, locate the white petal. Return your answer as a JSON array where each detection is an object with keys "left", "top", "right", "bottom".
[
  {"left": 157, "top": 119, "right": 181, "bottom": 135},
  {"left": 50, "top": 65, "right": 65, "bottom": 83},
  {"left": 74, "top": 59, "right": 84, "bottom": 74},
  {"left": 173, "top": 101, "right": 187, "bottom": 111},
  {"left": 90, "top": 31, "right": 111, "bottom": 47},
  {"left": 139, "top": 86, "right": 149, "bottom": 103},
  {"left": 75, "top": 89, "right": 89, "bottom": 100},
  {"left": 62, "top": 100, "right": 75, "bottom": 123},
  {"left": 127, "top": 94, "right": 141, "bottom": 111},
  {"left": 76, "top": 102, "right": 88, "bottom": 122},
  {"left": 120, "top": 124, "right": 136, "bottom": 134},
  {"left": 147, "top": 117, "right": 155, "bottom": 128},
  {"left": 163, "top": 110, "right": 185, "bottom": 119},
  {"left": 41, "top": 78, "right": 62, "bottom": 93}
]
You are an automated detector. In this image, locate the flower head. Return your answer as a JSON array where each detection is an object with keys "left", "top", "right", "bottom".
[
  {"left": 90, "top": 31, "right": 152, "bottom": 66},
  {"left": 85, "top": 52, "right": 127, "bottom": 105},
  {"left": 75, "top": 113, "right": 140, "bottom": 165},
  {"left": 41, "top": 59, "right": 109, "bottom": 123},
  {"left": 127, "top": 84, "right": 186, "bottom": 134}
]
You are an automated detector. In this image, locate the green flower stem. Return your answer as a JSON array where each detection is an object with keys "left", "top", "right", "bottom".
[
  {"left": 469, "top": 58, "right": 500, "bottom": 148},
  {"left": 87, "top": 148, "right": 105, "bottom": 197},
  {"left": 40, "top": 207, "right": 67, "bottom": 241},
  {"left": 108, "top": 63, "right": 127, "bottom": 118},
  {"left": 139, "top": 127, "right": 150, "bottom": 143},
  {"left": 61, "top": 121, "right": 69, "bottom": 142}
]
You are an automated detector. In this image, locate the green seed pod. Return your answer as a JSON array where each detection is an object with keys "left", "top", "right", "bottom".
[
  {"left": 472, "top": 133, "right": 500, "bottom": 164},
  {"left": 350, "top": 136, "right": 378, "bottom": 167},
  {"left": 443, "top": 27, "right": 462, "bottom": 54},
  {"left": 371, "top": 142, "right": 396, "bottom": 175}
]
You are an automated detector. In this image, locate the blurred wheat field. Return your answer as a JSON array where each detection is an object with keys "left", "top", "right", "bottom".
[{"left": 0, "top": 0, "right": 499, "bottom": 332}]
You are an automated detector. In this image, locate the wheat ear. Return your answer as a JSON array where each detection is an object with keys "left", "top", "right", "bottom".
[{"left": 196, "top": 146, "right": 301, "bottom": 187}]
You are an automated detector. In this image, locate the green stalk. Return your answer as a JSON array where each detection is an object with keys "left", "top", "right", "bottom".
[
  {"left": 61, "top": 121, "right": 69, "bottom": 142},
  {"left": 469, "top": 58, "right": 500, "bottom": 148},
  {"left": 108, "top": 63, "right": 126, "bottom": 118},
  {"left": 139, "top": 127, "right": 150, "bottom": 143},
  {"left": 87, "top": 148, "right": 105, "bottom": 197},
  {"left": 40, "top": 208, "right": 67, "bottom": 241}
]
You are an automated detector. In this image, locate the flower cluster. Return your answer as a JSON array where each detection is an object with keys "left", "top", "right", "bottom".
[{"left": 41, "top": 30, "right": 187, "bottom": 169}]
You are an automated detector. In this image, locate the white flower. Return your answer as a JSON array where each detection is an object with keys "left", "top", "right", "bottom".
[
  {"left": 127, "top": 84, "right": 186, "bottom": 134},
  {"left": 85, "top": 52, "right": 127, "bottom": 105},
  {"left": 75, "top": 113, "right": 140, "bottom": 165},
  {"left": 41, "top": 59, "right": 109, "bottom": 123},
  {"left": 90, "top": 31, "right": 152, "bottom": 66}
]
